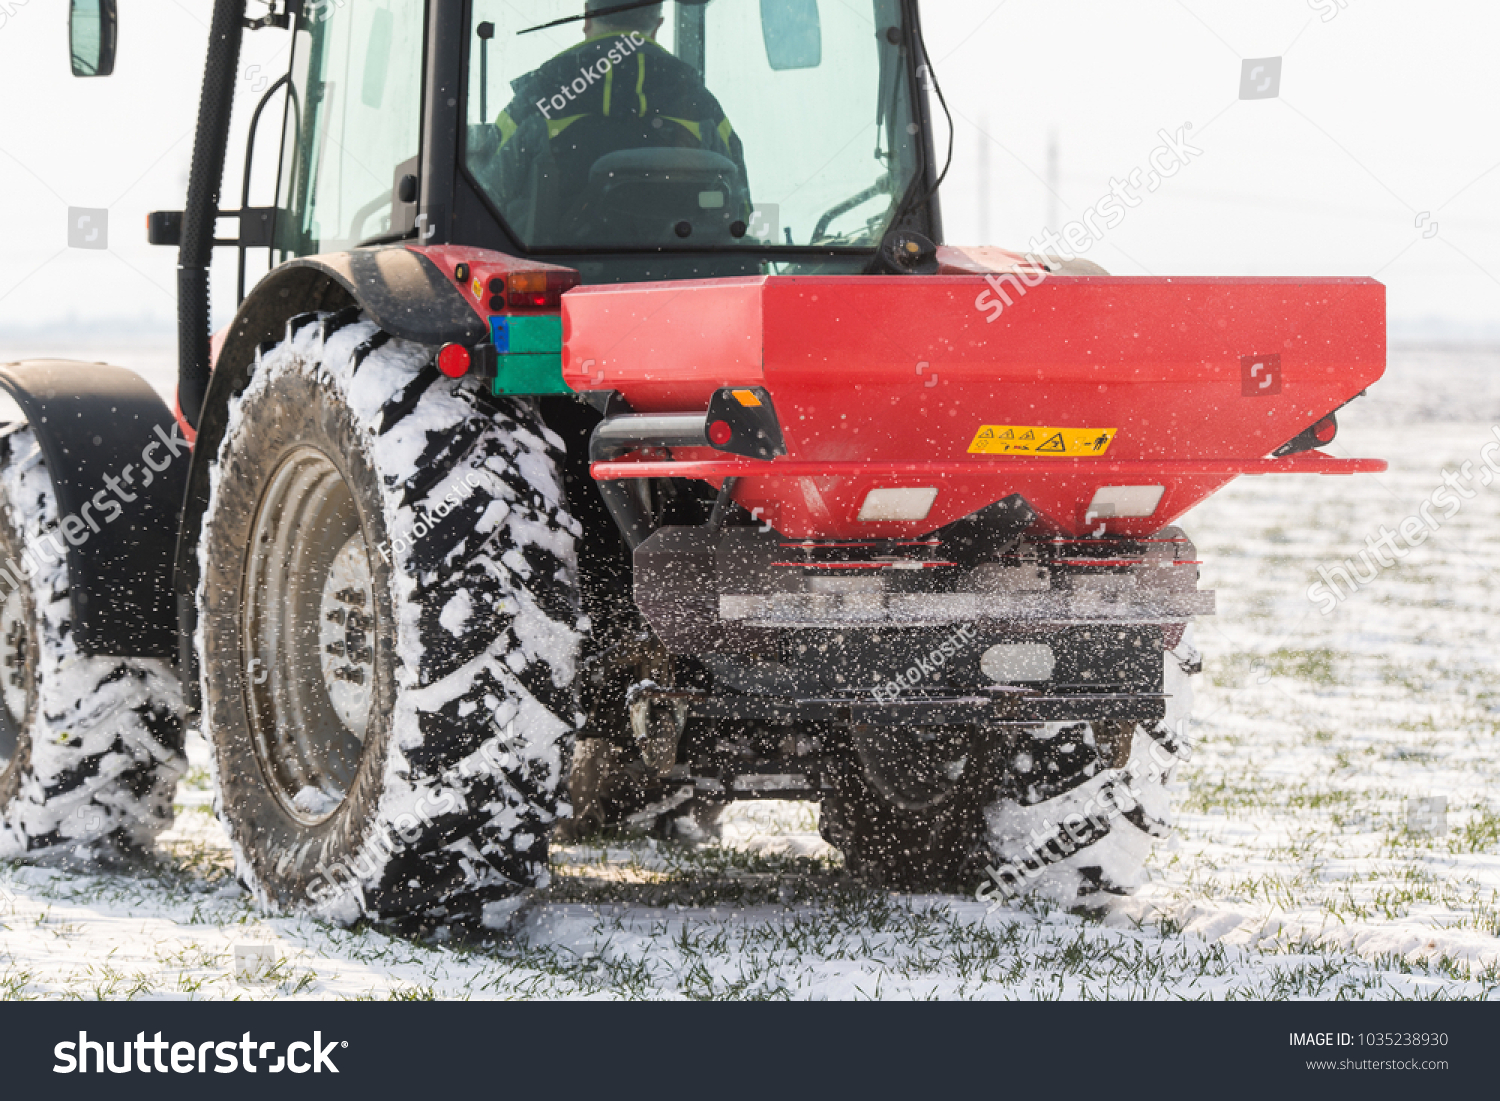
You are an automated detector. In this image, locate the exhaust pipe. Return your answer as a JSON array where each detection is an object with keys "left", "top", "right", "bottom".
[{"left": 177, "top": 0, "right": 247, "bottom": 429}]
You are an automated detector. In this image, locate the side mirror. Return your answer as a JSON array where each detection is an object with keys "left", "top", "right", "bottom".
[
  {"left": 760, "top": 0, "right": 820, "bottom": 71},
  {"left": 70, "top": 0, "right": 118, "bottom": 78}
]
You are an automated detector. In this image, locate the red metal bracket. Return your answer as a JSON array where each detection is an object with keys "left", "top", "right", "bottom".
[{"left": 591, "top": 452, "right": 1387, "bottom": 482}]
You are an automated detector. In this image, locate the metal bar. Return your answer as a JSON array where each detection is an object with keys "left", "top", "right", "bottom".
[
  {"left": 419, "top": 0, "right": 465, "bottom": 246},
  {"left": 593, "top": 454, "right": 1388, "bottom": 481},
  {"left": 237, "top": 73, "right": 291, "bottom": 303},
  {"left": 680, "top": 693, "right": 1169, "bottom": 725},
  {"left": 591, "top": 413, "right": 708, "bottom": 456}
]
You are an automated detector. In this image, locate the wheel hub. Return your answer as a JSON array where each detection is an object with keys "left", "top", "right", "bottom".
[
  {"left": 319, "top": 536, "right": 376, "bottom": 736},
  {"left": 243, "top": 447, "right": 380, "bottom": 824}
]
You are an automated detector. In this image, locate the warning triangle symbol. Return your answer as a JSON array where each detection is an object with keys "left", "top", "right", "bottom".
[
  {"left": 978, "top": 428, "right": 995, "bottom": 439},
  {"left": 1036, "top": 432, "right": 1067, "bottom": 453},
  {"left": 1020, "top": 430, "right": 1035, "bottom": 440},
  {"left": 999, "top": 429, "right": 1015, "bottom": 440}
]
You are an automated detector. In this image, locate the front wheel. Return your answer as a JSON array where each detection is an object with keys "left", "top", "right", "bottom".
[{"left": 198, "top": 311, "right": 582, "bottom": 924}]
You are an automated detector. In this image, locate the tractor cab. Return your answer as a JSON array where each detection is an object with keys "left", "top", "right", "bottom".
[{"left": 268, "top": 0, "right": 941, "bottom": 284}]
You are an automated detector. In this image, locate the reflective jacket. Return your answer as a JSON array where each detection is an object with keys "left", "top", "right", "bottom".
[{"left": 491, "top": 33, "right": 748, "bottom": 230}]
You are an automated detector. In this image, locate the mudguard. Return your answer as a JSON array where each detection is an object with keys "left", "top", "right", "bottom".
[
  {"left": 174, "top": 244, "right": 490, "bottom": 715},
  {"left": 0, "top": 361, "right": 188, "bottom": 658}
]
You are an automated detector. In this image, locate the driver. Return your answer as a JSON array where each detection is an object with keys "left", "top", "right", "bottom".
[{"left": 490, "top": 1, "right": 748, "bottom": 233}]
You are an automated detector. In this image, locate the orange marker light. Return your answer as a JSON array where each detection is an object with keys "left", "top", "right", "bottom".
[
  {"left": 731, "top": 389, "right": 763, "bottom": 408},
  {"left": 508, "top": 271, "right": 549, "bottom": 309},
  {"left": 505, "top": 270, "right": 581, "bottom": 310}
]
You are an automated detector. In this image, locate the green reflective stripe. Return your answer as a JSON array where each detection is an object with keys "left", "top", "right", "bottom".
[
  {"left": 548, "top": 114, "right": 585, "bottom": 139},
  {"left": 502, "top": 314, "right": 563, "bottom": 354},
  {"left": 496, "top": 110, "right": 518, "bottom": 148},
  {"left": 492, "top": 353, "right": 570, "bottom": 396},
  {"left": 636, "top": 53, "right": 647, "bottom": 116},
  {"left": 662, "top": 116, "right": 702, "bottom": 140},
  {"left": 718, "top": 118, "right": 733, "bottom": 147},
  {"left": 603, "top": 63, "right": 614, "bottom": 116}
]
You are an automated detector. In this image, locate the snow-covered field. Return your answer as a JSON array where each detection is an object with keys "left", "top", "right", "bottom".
[{"left": 1, "top": 342, "right": 1498, "bottom": 1000}]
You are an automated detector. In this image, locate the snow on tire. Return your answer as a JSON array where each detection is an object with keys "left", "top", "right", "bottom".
[
  {"left": 198, "top": 310, "right": 582, "bottom": 926},
  {"left": 0, "top": 424, "right": 184, "bottom": 864},
  {"left": 980, "top": 630, "right": 1199, "bottom": 910}
]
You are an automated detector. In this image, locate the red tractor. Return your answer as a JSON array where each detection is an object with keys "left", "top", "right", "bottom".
[{"left": 0, "top": 0, "right": 1383, "bottom": 923}]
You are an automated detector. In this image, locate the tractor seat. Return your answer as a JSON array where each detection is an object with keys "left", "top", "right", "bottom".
[{"left": 563, "top": 147, "right": 748, "bottom": 247}]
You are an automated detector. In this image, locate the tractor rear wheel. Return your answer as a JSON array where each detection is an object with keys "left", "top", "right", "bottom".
[
  {"left": 0, "top": 425, "right": 183, "bottom": 864},
  {"left": 821, "top": 642, "right": 1196, "bottom": 905},
  {"left": 979, "top": 642, "right": 1197, "bottom": 911},
  {"left": 819, "top": 725, "right": 997, "bottom": 890},
  {"left": 198, "top": 311, "right": 582, "bottom": 925}
]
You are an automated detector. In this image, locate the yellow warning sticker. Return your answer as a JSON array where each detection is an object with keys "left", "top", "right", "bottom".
[{"left": 968, "top": 425, "right": 1118, "bottom": 457}]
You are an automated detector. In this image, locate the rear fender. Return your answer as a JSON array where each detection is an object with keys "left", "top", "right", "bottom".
[
  {"left": 0, "top": 362, "right": 188, "bottom": 658},
  {"left": 173, "top": 244, "right": 491, "bottom": 716}
]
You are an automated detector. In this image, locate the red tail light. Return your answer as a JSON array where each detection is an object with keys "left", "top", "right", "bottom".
[
  {"left": 437, "top": 343, "right": 472, "bottom": 378},
  {"left": 501, "top": 270, "right": 580, "bottom": 311}
]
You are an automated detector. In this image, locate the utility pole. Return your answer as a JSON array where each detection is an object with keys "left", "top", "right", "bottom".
[
  {"left": 977, "top": 113, "right": 991, "bottom": 243},
  {"left": 1046, "top": 127, "right": 1060, "bottom": 233}
]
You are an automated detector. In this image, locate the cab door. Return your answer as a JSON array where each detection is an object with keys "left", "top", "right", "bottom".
[{"left": 275, "top": 1, "right": 427, "bottom": 258}]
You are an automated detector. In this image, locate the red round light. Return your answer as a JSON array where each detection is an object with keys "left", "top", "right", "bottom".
[
  {"left": 437, "top": 343, "right": 472, "bottom": 379},
  {"left": 1313, "top": 416, "right": 1337, "bottom": 444},
  {"left": 708, "top": 420, "right": 734, "bottom": 446}
]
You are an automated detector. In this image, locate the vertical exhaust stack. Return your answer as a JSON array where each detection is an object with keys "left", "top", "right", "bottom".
[{"left": 177, "top": 0, "right": 247, "bottom": 429}]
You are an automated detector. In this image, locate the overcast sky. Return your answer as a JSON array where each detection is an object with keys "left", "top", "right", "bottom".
[{"left": 0, "top": 0, "right": 1496, "bottom": 339}]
